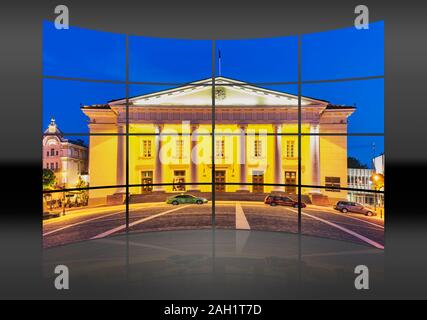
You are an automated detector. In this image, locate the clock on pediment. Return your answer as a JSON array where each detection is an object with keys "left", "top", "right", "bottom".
[{"left": 215, "top": 87, "right": 226, "bottom": 101}]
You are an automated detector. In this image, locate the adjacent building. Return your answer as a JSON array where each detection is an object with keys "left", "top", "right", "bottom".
[
  {"left": 81, "top": 77, "right": 356, "bottom": 205},
  {"left": 347, "top": 168, "right": 375, "bottom": 205},
  {"left": 347, "top": 152, "right": 385, "bottom": 206},
  {"left": 43, "top": 118, "right": 88, "bottom": 189},
  {"left": 373, "top": 153, "right": 385, "bottom": 176}
]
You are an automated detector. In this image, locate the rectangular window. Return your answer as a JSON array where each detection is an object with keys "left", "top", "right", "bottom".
[
  {"left": 325, "top": 176, "right": 341, "bottom": 192},
  {"left": 215, "top": 138, "right": 225, "bottom": 159},
  {"left": 141, "top": 171, "right": 153, "bottom": 193},
  {"left": 141, "top": 139, "right": 152, "bottom": 158},
  {"left": 46, "top": 151, "right": 49, "bottom": 157},
  {"left": 254, "top": 139, "right": 262, "bottom": 158},
  {"left": 55, "top": 162, "right": 58, "bottom": 170},
  {"left": 286, "top": 140, "right": 295, "bottom": 158},
  {"left": 50, "top": 163, "right": 54, "bottom": 170},
  {"left": 50, "top": 148, "right": 55, "bottom": 156},
  {"left": 176, "top": 139, "right": 184, "bottom": 159}
]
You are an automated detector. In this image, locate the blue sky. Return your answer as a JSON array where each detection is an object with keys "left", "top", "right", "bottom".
[{"left": 43, "top": 20, "right": 384, "bottom": 165}]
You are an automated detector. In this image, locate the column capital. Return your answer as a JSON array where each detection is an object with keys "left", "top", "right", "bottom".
[
  {"left": 117, "top": 123, "right": 125, "bottom": 133},
  {"left": 154, "top": 124, "right": 164, "bottom": 134},
  {"left": 310, "top": 123, "right": 320, "bottom": 133},
  {"left": 273, "top": 124, "right": 282, "bottom": 134},
  {"left": 190, "top": 124, "right": 199, "bottom": 131},
  {"left": 239, "top": 124, "right": 248, "bottom": 131}
]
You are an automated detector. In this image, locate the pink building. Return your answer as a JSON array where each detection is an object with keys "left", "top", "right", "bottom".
[{"left": 43, "top": 118, "right": 88, "bottom": 188}]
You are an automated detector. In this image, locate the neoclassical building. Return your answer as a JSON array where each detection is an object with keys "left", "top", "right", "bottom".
[{"left": 82, "top": 77, "right": 355, "bottom": 204}]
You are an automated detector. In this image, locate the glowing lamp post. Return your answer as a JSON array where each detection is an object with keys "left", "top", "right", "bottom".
[{"left": 370, "top": 173, "right": 384, "bottom": 216}]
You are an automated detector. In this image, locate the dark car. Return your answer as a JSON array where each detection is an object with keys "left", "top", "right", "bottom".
[
  {"left": 166, "top": 194, "right": 208, "bottom": 205},
  {"left": 334, "top": 201, "right": 376, "bottom": 216},
  {"left": 264, "top": 195, "right": 306, "bottom": 208}
]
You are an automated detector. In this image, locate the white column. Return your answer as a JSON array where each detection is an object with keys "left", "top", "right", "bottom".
[
  {"left": 153, "top": 125, "right": 164, "bottom": 192},
  {"left": 238, "top": 124, "right": 249, "bottom": 191},
  {"left": 190, "top": 124, "right": 199, "bottom": 191},
  {"left": 273, "top": 124, "right": 284, "bottom": 192},
  {"left": 116, "top": 124, "right": 125, "bottom": 193},
  {"left": 310, "top": 124, "right": 321, "bottom": 193}
]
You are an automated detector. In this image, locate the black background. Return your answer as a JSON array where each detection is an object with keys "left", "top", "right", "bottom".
[{"left": 0, "top": 0, "right": 426, "bottom": 299}]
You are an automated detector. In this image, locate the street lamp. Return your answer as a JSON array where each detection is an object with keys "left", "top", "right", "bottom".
[{"left": 370, "top": 173, "right": 384, "bottom": 216}]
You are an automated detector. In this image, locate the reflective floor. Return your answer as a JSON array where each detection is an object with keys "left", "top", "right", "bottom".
[{"left": 42, "top": 230, "right": 384, "bottom": 299}]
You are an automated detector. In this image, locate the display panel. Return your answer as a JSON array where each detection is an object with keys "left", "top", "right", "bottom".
[
  {"left": 301, "top": 21, "right": 384, "bottom": 81},
  {"left": 214, "top": 83, "right": 300, "bottom": 134},
  {"left": 42, "top": 187, "right": 127, "bottom": 248},
  {"left": 128, "top": 84, "right": 213, "bottom": 133},
  {"left": 215, "top": 36, "right": 298, "bottom": 82},
  {"left": 301, "top": 188, "right": 384, "bottom": 248},
  {"left": 301, "top": 135, "right": 384, "bottom": 248},
  {"left": 43, "top": 79, "right": 126, "bottom": 134},
  {"left": 300, "top": 135, "right": 384, "bottom": 188},
  {"left": 42, "top": 22, "right": 384, "bottom": 249},
  {"left": 129, "top": 36, "right": 212, "bottom": 83},
  {"left": 43, "top": 21, "right": 126, "bottom": 80},
  {"left": 302, "top": 79, "right": 384, "bottom": 134}
]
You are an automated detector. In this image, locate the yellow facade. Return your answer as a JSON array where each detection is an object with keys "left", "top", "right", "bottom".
[
  {"left": 88, "top": 134, "right": 119, "bottom": 200},
  {"left": 82, "top": 77, "right": 354, "bottom": 204}
]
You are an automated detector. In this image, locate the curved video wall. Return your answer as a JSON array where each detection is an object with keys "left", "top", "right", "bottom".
[{"left": 42, "top": 21, "right": 384, "bottom": 249}]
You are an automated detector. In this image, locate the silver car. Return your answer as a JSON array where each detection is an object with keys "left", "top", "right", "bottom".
[{"left": 334, "top": 201, "right": 376, "bottom": 216}]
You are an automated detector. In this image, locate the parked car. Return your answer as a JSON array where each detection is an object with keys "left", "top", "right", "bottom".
[
  {"left": 264, "top": 195, "right": 306, "bottom": 208},
  {"left": 334, "top": 201, "right": 376, "bottom": 216},
  {"left": 166, "top": 194, "right": 208, "bottom": 205}
]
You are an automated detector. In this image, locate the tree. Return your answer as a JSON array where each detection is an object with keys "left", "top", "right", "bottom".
[
  {"left": 76, "top": 176, "right": 87, "bottom": 189},
  {"left": 75, "top": 176, "right": 89, "bottom": 206},
  {"left": 43, "top": 169, "right": 56, "bottom": 190},
  {"left": 348, "top": 156, "right": 368, "bottom": 169}
]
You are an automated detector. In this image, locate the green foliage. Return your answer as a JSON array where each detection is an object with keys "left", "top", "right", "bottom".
[
  {"left": 43, "top": 169, "right": 56, "bottom": 190},
  {"left": 76, "top": 176, "right": 89, "bottom": 206},
  {"left": 76, "top": 176, "right": 88, "bottom": 189},
  {"left": 348, "top": 156, "right": 368, "bottom": 169}
]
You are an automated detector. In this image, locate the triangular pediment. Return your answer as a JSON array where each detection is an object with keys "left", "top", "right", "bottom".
[{"left": 109, "top": 77, "right": 328, "bottom": 107}]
